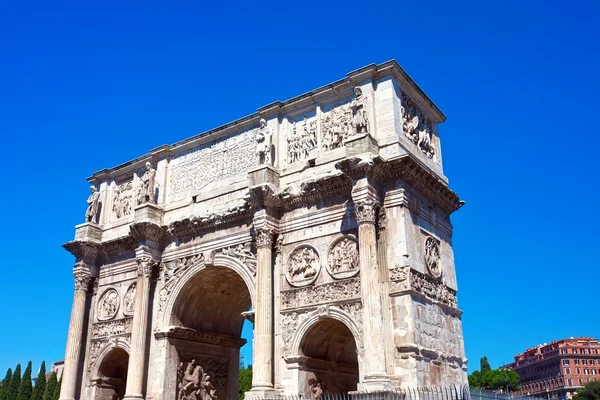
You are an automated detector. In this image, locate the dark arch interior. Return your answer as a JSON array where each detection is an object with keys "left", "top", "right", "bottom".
[
  {"left": 96, "top": 348, "right": 129, "bottom": 400},
  {"left": 299, "top": 318, "right": 359, "bottom": 394},
  {"left": 172, "top": 266, "right": 251, "bottom": 337}
]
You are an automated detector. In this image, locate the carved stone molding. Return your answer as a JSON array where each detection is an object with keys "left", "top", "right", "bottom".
[
  {"left": 255, "top": 229, "right": 274, "bottom": 249},
  {"left": 96, "top": 288, "right": 119, "bottom": 321},
  {"left": 354, "top": 198, "right": 378, "bottom": 225},
  {"left": 92, "top": 318, "right": 133, "bottom": 338},
  {"left": 130, "top": 221, "right": 165, "bottom": 244},
  {"left": 123, "top": 283, "right": 136, "bottom": 316},
  {"left": 423, "top": 235, "right": 442, "bottom": 279},
  {"left": 281, "top": 309, "right": 311, "bottom": 349},
  {"left": 389, "top": 267, "right": 457, "bottom": 309},
  {"left": 327, "top": 236, "right": 359, "bottom": 279},
  {"left": 221, "top": 242, "right": 256, "bottom": 276},
  {"left": 87, "top": 336, "right": 131, "bottom": 374},
  {"left": 74, "top": 272, "right": 93, "bottom": 292},
  {"left": 136, "top": 256, "right": 159, "bottom": 278},
  {"left": 278, "top": 172, "right": 352, "bottom": 211},
  {"left": 281, "top": 278, "right": 361, "bottom": 309},
  {"left": 285, "top": 244, "right": 321, "bottom": 287},
  {"left": 63, "top": 241, "right": 101, "bottom": 262}
]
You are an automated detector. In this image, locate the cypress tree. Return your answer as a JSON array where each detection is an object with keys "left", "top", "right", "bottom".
[
  {"left": 8, "top": 364, "right": 21, "bottom": 400},
  {"left": 41, "top": 373, "right": 56, "bottom": 400},
  {"left": 31, "top": 362, "right": 46, "bottom": 400},
  {"left": 17, "top": 362, "right": 32, "bottom": 400},
  {"left": 1, "top": 368, "right": 12, "bottom": 400},
  {"left": 51, "top": 376, "right": 60, "bottom": 400}
]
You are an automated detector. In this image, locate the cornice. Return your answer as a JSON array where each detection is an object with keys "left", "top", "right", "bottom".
[{"left": 63, "top": 240, "right": 102, "bottom": 261}]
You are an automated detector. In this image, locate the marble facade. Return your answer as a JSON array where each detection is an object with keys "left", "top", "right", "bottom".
[{"left": 59, "top": 61, "right": 467, "bottom": 400}]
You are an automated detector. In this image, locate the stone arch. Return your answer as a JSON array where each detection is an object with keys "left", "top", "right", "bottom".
[
  {"left": 289, "top": 306, "right": 363, "bottom": 358},
  {"left": 91, "top": 337, "right": 131, "bottom": 379},
  {"left": 91, "top": 339, "right": 131, "bottom": 400},
  {"left": 161, "top": 253, "right": 256, "bottom": 327}
]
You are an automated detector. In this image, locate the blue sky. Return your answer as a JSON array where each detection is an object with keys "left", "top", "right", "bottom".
[{"left": 0, "top": 0, "right": 598, "bottom": 377}]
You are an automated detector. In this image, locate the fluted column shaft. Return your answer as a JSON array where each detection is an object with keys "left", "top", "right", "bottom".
[
  {"left": 355, "top": 199, "right": 389, "bottom": 381},
  {"left": 124, "top": 257, "right": 157, "bottom": 400},
  {"left": 59, "top": 268, "right": 92, "bottom": 400},
  {"left": 252, "top": 229, "right": 274, "bottom": 390}
]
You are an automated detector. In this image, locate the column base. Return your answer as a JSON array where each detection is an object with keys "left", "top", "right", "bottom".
[
  {"left": 123, "top": 394, "right": 144, "bottom": 400},
  {"left": 59, "top": 397, "right": 76, "bottom": 400},
  {"left": 357, "top": 375, "right": 395, "bottom": 392},
  {"left": 245, "top": 387, "right": 279, "bottom": 399}
]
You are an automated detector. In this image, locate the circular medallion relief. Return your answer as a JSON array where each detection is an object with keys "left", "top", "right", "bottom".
[
  {"left": 285, "top": 245, "right": 321, "bottom": 287},
  {"left": 327, "top": 236, "right": 360, "bottom": 279},
  {"left": 97, "top": 288, "right": 119, "bottom": 321},
  {"left": 123, "top": 283, "right": 136, "bottom": 315},
  {"left": 424, "top": 236, "right": 442, "bottom": 279}
]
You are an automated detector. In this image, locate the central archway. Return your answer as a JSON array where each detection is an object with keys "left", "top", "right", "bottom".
[{"left": 164, "top": 257, "right": 254, "bottom": 400}]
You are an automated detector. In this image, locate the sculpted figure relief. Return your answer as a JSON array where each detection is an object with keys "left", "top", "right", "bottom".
[
  {"left": 287, "top": 116, "right": 317, "bottom": 164},
  {"left": 137, "top": 162, "right": 156, "bottom": 205},
  {"left": 321, "top": 87, "right": 369, "bottom": 152},
  {"left": 286, "top": 245, "right": 320, "bottom": 286},
  {"left": 112, "top": 181, "right": 133, "bottom": 219},
  {"left": 349, "top": 86, "right": 369, "bottom": 135},
  {"left": 123, "top": 284, "right": 136, "bottom": 315},
  {"left": 85, "top": 186, "right": 100, "bottom": 223},
  {"left": 327, "top": 237, "right": 359, "bottom": 279},
  {"left": 178, "top": 359, "right": 219, "bottom": 400},
  {"left": 255, "top": 118, "right": 272, "bottom": 165},
  {"left": 222, "top": 242, "right": 257, "bottom": 276},
  {"left": 424, "top": 236, "right": 442, "bottom": 279},
  {"left": 97, "top": 288, "right": 119, "bottom": 320},
  {"left": 400, "top": 93, "right": 437, "bottom": 162}
]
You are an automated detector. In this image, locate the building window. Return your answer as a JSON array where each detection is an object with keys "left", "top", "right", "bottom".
[
  {"left": 593, "top": 369, "right": 597, "bottom": 375},
  {"left": 564, "top": 360, "right": 571, "bottom": 365},
  {"left": 575, "top": 360, "right": 580, "bottom": 365},
  {"left": 566, "top": 368, "right": 571, "bottom": 374},
  {"left": 585, "top": 369, "right": 589, "bottom": 375},
  {"left": 568, "top": 379, "right": 573, "bottom": 385},
  {"left": 584, "top": 360, "right": 588, "bottom": 365},
  {"left": 579, "top": 378, "right": 583, "bottom": 385},
  {"left": 592, "top": 360, "right": 596, "bottom": 365}
]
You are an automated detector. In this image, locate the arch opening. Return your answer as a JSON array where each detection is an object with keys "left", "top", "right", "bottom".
[
  {"left": 95, "top": 348, "right": 129, "bottom": 400},
  {"left": 168, "top": 265, "right": 252, "bottom": 400},
  {"left": 298, "top": 318, "right": 359, "bottom": 395}
]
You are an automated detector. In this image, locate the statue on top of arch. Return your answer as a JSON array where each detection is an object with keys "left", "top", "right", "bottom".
[{"left": 255, "top": 118, "right": 272, "bottom": 166}]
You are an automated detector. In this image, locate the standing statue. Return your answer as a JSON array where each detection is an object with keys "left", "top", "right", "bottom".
[
  {"left": 137, "top": 162, "right": 156, "bottom": 205},
  {"left": 349, "top": 86, "right": 369, "bottom": 135},
  {"left": 85, "top": 186, "right": 100, "bottom": 223},
  {"left": 255, "top": 118, "right": 272, "bottom": 165}
]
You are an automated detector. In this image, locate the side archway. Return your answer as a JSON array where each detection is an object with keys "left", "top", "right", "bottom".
[{"left": 91, "top": 339, "right": 131, "bottom": 400}]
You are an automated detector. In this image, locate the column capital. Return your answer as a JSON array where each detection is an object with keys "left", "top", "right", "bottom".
[
  {"left": 136, "top": 256, "right": 159, "bottom": 278},
  {"left": 255, "top": 229, "right": 274, "bottom": 249},
  {"left": 378, "top": 206, "right": 387, "bottom": 231},
  {"left": 354, "top": 198, "right": 379, "bottom": 225},
  {"left": 73, "top": 263, "right": 93, "bottom": 292}
]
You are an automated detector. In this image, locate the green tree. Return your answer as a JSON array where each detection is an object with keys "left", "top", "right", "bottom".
[
  {"left": 17, "top": 362, "right": 32, "bottom": 400},
  {"left": 468, "top": 370, "right": 482, "bottom": 387},
  {"left": 1, "top": 369, "right": 12, "bottom": 400},
  {"left": 572, "top": 380, "right": 600, "bottom": 400},
  {"left": 51, "top": 376, "right": 60, "bottom": 400},
  {"left": 42, "top": 373, "right": 56, "bottom": 400},
  {"left": 7, "top": 364, "right": 22, "bottom": 400},
  {"left": 480, "top": 356, "right": 491, "bottom": 374},
  {"left": 238, "top": 365, "right": 252, "bottom": 400},
  {"left": 31, "top": 362, "right": 46, "bottom": 400}
]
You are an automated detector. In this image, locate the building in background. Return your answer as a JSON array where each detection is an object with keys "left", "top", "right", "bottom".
[{"left": 503, "top": 337, "right": 600, "bottom": 399}]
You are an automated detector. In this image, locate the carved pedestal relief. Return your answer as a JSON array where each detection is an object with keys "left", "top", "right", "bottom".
[
  {"left": 177, "top": 357, "right": 227, "bottom": 400},
  {"left": 287, "top": 116, "right": 318, "bottom": 164},
  {"left": 327, "top": 236, "right": 359, "bottom": 279},
  {"left": 97, "top": 288, "right": 119, "bottom": 321},
  {"left": 401, "top": 93, "right": 437, "bottom": 162},
  {"left": 286, "top": 245, "right": 321, "bottom": 287}
]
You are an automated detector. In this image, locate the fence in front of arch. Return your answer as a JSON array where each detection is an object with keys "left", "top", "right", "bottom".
[{"left": 243, "top": 386, "right": 549, "bottom": 400}]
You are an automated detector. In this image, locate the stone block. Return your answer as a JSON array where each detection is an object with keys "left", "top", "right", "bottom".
[
  {"left": 74, "top": 222, "right": 102, "bottom": 242},
  {"left": 133, "top": 202, "right": 164, "bottom": 225},
  {"left": 345, "top": 133, "right": 379, "bottom": 157},
  {"left": 247, "top": 164, "right": 280, "bottom": 187}
]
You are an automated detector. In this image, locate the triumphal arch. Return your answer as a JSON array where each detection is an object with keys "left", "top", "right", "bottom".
[{"left": 59, "top": 61, "right": 468, "bottom": 400}]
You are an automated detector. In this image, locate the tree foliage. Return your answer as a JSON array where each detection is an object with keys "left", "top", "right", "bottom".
[
  {"left": 31, "top": 362, "right": 46, "bottom": 400},
  {"left": 16, "top": 362, "right": 32, "bottom": 400},
  {"left": 42, "top": 372, "right": 57, "bottom": 400},
  {"left": 1, "top": 368, "right": 12, "bottom": 400},
  {"left": 572, "top": 380, "right": 600, "bottom": 400},
  {"left": 238, "top": 365, "right": 252, "bottom": 400},
  {"left": 468, "top": 356, "right": 519, "bottom": 392},
  {"left": 480, "top": 357, "right": 491, "bottom": 374},
  {"left": 7, "top": 364, "right": 21, "bottom": 400}
]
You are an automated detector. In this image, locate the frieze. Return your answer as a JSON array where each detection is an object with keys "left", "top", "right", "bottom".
[
  {"left": 281, "top": 278, "right": 361, "bottom": 309},
  {"left": 327, "top": 236, "right": 359, "bottom": 279},
  {"left": 285, "top": 245, "right": 321, "bottom": 286},
  {"left": 221, "top": 242, "right": 256, "bottom": 276},
  {"left": 92, "top": 318, "right": 133, "bottom": 338},
  {"left": 96, "top": 288, "right": 119, "bottom": 321},
  {"left": 389, "top": 267, "right": 457, "bottom": 309},
  {"left": 168, "top": 129, "right": 257, "bottom": 203},
  {"left": 401, "top": 93, "right": 437, "bottom": 162},
  {"left": 112, "top": 181, "right": 133, "bottom": 219},
  {"left": 321, "top": 87, "right": 369, "bottom": 152},
  {"left": 177, "top": 356, "right": 227, "bottom": 400},
  {"left": 159, "top": 254, "right": 204, "bottom": 312}
]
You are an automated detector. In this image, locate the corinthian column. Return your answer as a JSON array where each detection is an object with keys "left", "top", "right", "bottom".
[
  {"left": 124, "top": 257, "right": 158, "bottom": 400},
  {"left": 354, "top": 198, "right": 391, "bottom": 388},
  {"left": 59, "top": 265, "right": 92, "bottom": 400},
  {"left": 250, "top": 229, "right": 275, "bottom": 394}
]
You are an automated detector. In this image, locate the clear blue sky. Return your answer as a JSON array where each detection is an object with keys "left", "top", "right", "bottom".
[{"left": 1, "top": 0, "right": 598, "bottom": 377}]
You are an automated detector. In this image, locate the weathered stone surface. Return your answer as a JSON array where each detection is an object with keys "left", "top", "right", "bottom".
[{"left": 61, "top": 61, "right": 467, "bottom": 400}]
